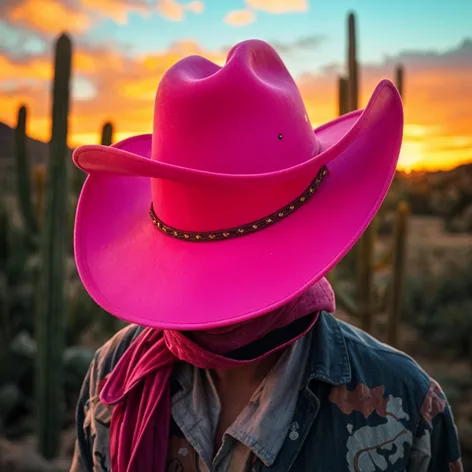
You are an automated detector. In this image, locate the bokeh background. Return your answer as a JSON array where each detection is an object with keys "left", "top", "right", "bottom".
[{"left": 1, "top": 0, "right": 472, "bottom": 470}]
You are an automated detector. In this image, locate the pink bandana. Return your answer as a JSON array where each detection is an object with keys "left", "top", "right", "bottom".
[{"left": 100, "top": 278, "right": 335, "bottom": 472}]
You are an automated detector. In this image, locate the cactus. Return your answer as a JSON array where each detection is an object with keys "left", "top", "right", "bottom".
[
  {"left": 90, "top": 119, "right": 117, "bottom": 335},
  {"left": 356, "top": 222, "right": 376, "bottom": 332},
  {"left": 336, "top": 204, "right": 409, "bottom": 329},
  {"left": 387, "top": 201, "right": 409, "bottom": 346},
  {"left": 15, "top": 105, "right": 38, "bottom": 238},
  {"left": 338, "top": 76, "right": 349, "bottom": 116},
  {"left": 395, "top": 64, "right": 404, "bottom": 100},
  {"left": 0, "top": 197, "right": 10, "bottom": 347},
  {"left": 36, "top": 32, "right": 72, "bottom": 460},
  {"left": 32, "top": 164, "right": 46, "bottom": 225},
  {"left": 0, "top": 197, "right": 8, "bottom": 269},
  {"left": 346, "top": 11, "right": 378, "bottom": 331},
  {"left": 332, "top": 12, "right": 410, "bottom": 342},
  {"left": 101, "top": 121, "right": 114, "bottom": 146},
  {"left": 347, "top": 12, "right": 358, "bottom": 112}
]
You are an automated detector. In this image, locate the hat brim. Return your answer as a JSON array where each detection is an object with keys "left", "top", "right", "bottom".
[{"left": 74, "top": 79, "right": 403, "bottom": 329}]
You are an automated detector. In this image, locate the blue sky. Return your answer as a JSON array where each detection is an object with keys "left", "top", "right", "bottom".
[
  {"left": 84, "top": 0, "right": 472, "bottom": 75},
  {"left": 1, "top": 0, "right": 471, "bottom": 170}
]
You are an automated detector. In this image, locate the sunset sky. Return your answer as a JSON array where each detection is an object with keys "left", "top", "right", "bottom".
[{"left": 1, "top": 0, "right": 471, "bottom": 171}]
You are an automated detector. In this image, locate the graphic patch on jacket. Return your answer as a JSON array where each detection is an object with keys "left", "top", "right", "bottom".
[{"left": 329, "top": 380, "right": 463, "bottom": 472}]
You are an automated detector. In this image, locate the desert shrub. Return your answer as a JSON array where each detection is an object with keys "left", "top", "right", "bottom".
[
  {"left": 403, "top": 258, "right": 472, "bottom": 357},
  {"left": 444, "top": 203, "right": 472, "bottom": 234}
]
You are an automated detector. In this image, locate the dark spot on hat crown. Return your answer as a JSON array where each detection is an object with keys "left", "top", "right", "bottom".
[{"left": 278, "top": 133, "right": 283, "bottom": 140}]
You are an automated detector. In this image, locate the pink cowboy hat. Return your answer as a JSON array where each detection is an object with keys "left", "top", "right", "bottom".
[{"left": 73, "top": 39, "right": 403, "bottom": 330}]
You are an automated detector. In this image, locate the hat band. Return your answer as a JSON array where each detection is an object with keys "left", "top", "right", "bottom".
[{"left": 149, "top": 165, "right": 328, "bottom": 242}]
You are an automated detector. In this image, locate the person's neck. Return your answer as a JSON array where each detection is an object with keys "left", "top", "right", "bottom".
[{"left": 211, "top": 350, "right": 283, "bottom": 390}]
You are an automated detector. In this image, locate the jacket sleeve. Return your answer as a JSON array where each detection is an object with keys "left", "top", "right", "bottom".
[
  {"left": 69, "top": 325, "right": 142, "bottom": 472},
  {"left": 408, "top": 378, "right": 463, "bottom": 471},
  {"left": 69, "top": 358, "right": 95, "bottom": 472}
]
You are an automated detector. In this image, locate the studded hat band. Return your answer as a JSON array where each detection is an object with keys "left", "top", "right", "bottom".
[{"left": 149, "top": 165, "right": 328, "bottom": 242}]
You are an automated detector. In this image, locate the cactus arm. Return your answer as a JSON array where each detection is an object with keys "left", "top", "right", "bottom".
[{"left": 15, "top": 105, "right": 38, "bottom": 237}]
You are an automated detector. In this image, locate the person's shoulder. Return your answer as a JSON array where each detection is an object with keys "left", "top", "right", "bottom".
[
  {"left": 75, "top": 324, "right": 145, "bottom": 434},
  {"left": 88, "top": 324, "right": 144, "bottom": 388},
  {"left": 96, "top": 323, "right": 144, "bottom": 362},
  {"left": 338, "top": 318, "right": 431, "bottom": 400}
]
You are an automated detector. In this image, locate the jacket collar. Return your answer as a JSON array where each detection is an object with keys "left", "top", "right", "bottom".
[{"left": 303, "top": 311, "right": 351, "bottom": 388}]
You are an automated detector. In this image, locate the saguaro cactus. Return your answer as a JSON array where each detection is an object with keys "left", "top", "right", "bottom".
[
  {"left": 338, "top": 76, "right": 349, "bottom": 116},
  {"left": 0, "top": 197, "right": 8, "bottom": 270},
  {"left": 387, "top": 201, "right": 409, "bottom": 346},
  {"left": 356, "top": 220, "right": 376, "bottom": 332},
  {"left": 101, "top": 121, "right": 114, "bottom": 146},
  {"left": 395, "top": 64, "right": 404, "bottom": 100},
  {"left": 36, "top": 32, "right": 72, "bottom": 459},
  {"left": 332, "top": 12, "right": 410, "bottom": 341},
  {"left": 15, "top": 105, "right": 38, "bottom": 237},
  {"left": 347, "top": 12, "right": 358, "bottom": 112},
  {"left": 345, "top": 11, "right": 377, "bottom": 331},
  {"left": 336, "top": 203, "right": 410, "bottom": 332},
  {"left": 0, "top": 197, "right": 10, "bottom": 346},
  {"left": 97, "top": 121, "right": 118, "bottom": 334}
]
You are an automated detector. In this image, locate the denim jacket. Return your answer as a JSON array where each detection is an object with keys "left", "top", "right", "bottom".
[{"left": 71, "top": 312, "right": 463, "bottom": 471}]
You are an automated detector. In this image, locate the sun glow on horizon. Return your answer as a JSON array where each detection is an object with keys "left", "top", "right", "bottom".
[
  {"left": 9, "top": 121, "right": 468, "bottom": 174},
  {"left": 0, "top": 71, "right": 472, "bottom": 173}
]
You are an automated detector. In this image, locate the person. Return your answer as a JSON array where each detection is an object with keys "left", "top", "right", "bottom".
[{"left": 70, "top": 40, "right": 462, "bottom": 472}]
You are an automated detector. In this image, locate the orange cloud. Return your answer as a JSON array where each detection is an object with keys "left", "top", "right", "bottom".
[
  {"left": 0, "top": 40, "right": 225, "bottom": 146},
  {"left": 2, "top": 0, "right": 203, "bottom": 37},
  {"left": 185, "top": 1, "right": 205, "bottom": 14},
  {"left": 7, "top": 0, "right": 91, "bottom": 34},
  {"left": 80, "top": 0, "right": 151, "bottom": 24},
  {"left": 1, "top": 38, "right": 471, "bottom": 172},
  {"left": 298, "top": 40, "right": 472, "bottom": 171},
  {"left": 245, "top": 0, "right": 308, "bottom": 14},
  {"left": 73, "top": 47, "right": 127, "bottom": 75},
  {"left": 157, "top": 0, "right": 204, "bottom": 21},
  {"left": 158, "top": 0, "right": 185, "bottom": 21},
  {"left": 0, "top": 55, "right": 52, "bottom": 81},
  {"left": 224, "top": 9, "right": 256, "bottom": 27}
]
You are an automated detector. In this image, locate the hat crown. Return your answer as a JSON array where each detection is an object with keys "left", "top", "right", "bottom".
[{"left": 151, "top": 40, "right": 319, "bottom": 175}]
